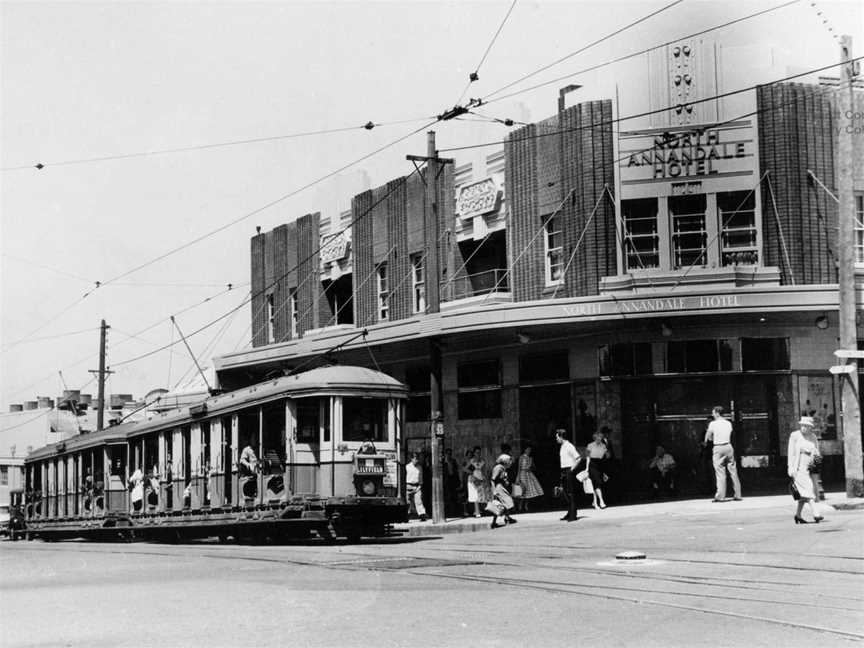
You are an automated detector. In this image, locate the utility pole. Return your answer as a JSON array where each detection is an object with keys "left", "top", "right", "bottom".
[
  {"left": 407, "top": 131, "right": 453, "bottom": 523},
  {"left": 837, "top": 36, "right": 863, "bottom": 497},
  {"left": 89, "top": 319, "right": 113, "bottom": 431}
]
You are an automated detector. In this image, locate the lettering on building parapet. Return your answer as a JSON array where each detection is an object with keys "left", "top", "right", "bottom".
[
  {"left": 561, "top": 294, "right": 740, "bottom": 318},
  {"left": 626, "top": 129, "right": 746, "bottom": 180}
]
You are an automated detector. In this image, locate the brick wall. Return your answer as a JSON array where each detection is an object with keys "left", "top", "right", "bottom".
[
  {"left": 250, "top": 233, "right": 267, "bottom": 348},
  {"left": 757, "top": 83, "right": 838, "bottom": 285},
  {"left": 505, "top": 123, "right": 542, "bottom": 301},
  {"left": 296, "top": 213, "right": 322, "bottom": 333},
  {"left": 385, "top": 178, "right": 411, "bottom": 322},
  {"left": 560, "top": 100, "right": 616, "bottom": 297},
  {"left": 352, "top": 189, "right": 375, "bottom": 326}
]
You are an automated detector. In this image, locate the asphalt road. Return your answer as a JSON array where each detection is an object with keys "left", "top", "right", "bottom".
[{"left": 1, "top": 506, "right": 862, "bottom": 648}]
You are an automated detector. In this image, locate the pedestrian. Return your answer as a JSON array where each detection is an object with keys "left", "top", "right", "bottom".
[
  {"left": 465, "top": 446, "right": 491, "bottom": 518},
  {"left": 460, "top": 449, "right": 473, "bottom": 516},
  {"left": 239, "top": 441, "right": 258, "bottom": 501},
  {"left": 556, "top": 429, "right": 581, "bottom": 522},
  {"left": 514, "top": 444, "right": 544, "bottom": 512},
  {"left": 405, "top": 452, "right": 427, "bottom": 521},
  {"left": 704, "top": 405, "right": 742, "bottom": 502},
  {"left": 586, "top": 431, "right": 609, "bottom": 509},
  {"left": 488, "top": 454, "right": 516, "bottom": 529},
  {"left": 442, "top": 448, "right": 461, "bottom": 517},
  {"left": 129, "top": 466, "right": 144, "bottom": 513},
  {"left": 788, "top": 416, "right": 824, "bottom": 524},
  {"left": 648, "top": 445, "right": 677, "bottom": 497}
]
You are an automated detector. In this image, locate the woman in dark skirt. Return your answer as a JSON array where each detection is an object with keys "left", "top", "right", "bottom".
[{"left": 585, "top": 430, "right": 609, "bottom": 509}]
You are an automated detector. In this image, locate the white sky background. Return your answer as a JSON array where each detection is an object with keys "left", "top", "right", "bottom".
[{"left": 1, "top": 0, "right": 861, "bottom": 410}]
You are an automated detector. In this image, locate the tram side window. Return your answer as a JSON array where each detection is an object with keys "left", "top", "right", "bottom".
[
  {"left": 342, "top": 398, "right": 387, "bottom": 443},
  {"left": 108, "top": 447, "right": 127, "bottom": 481},
  {"left": 296, "top": 399, "right": 320, "bottom": 443},
  {"left": 262, "top": 403, "right": 286, "bottom": 466}
]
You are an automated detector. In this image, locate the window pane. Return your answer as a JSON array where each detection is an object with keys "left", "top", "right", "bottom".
[
  {"left": 667, "top": 341, "right": 686, "bottom": 372},
  {"left": 633, "top": 343, "right": 653, "bottom": 375},
  {"left": 519, "top": 352, "right": 569, "bottom": 382},
  {"left": 457, "top": 390, "right": 501, "bottom": 419},
  {"left": 670, "top": 195, "right": 707, "bottom": 269},
  {"left": 622, "top": 198, "right": 659, "bottom": 270},
  {"left": 296, "top": 399, "right": 320, "bottom": 443},
  {"left": 718, "top": 191, "right": 758, "bottom": 266},
  {"left": 342, "top": 397, "right": 387, "bottom": 442},
  {"left": 458, "top": 360, "right": 500, "bottom": 387},
  {"left": 686, "top": 340, "right": 719, "bottom": 372},
  {"left": 741, "top": 338, "right": 790, "bottom": 371},
  {"left": 406, "top": 395, "right": 431, "bottom": 422}
]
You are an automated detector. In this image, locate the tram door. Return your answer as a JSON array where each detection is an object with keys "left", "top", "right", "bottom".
[
  {"left": 262, "top": 402, "right": 287, "bottom": 503},
  {"left": 105, "top": 444, "right": 128, "bottom": 512},
  {"left": 289, "top": 397, "right": 325, "bottom": 496},
  {"left": 237, "top": 409, "right": 260, "bottom": 506},
  {"left": 215, "top": 415, "right": 233, "bottom": 507}
]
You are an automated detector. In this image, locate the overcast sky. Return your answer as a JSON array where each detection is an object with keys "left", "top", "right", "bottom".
[{"left": 1, "top": 0, "right": 861, "bottom": 410}]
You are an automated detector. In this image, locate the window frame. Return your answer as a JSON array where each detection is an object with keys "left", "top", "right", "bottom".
[
  {"left": 622, "top": 198, "right": 660, "bottom": 270},
  {"left": 376, "top": 263, "right": 389, "bottom": 321},
  {"left": 456, "top": 359, "right": 502, "bottom": 420},
  {"left": 718, "top": 190, "right": 759, "bottom": 267},
  {"left": 855, "top": 193, "right": 864, "bottom": 266},
  {"left": 669, "top": 194, "right": 708, "bottom": 270},
  {"left": 542, "top": 213, "right": 564, "bottom": 286},
  {"left": 411, "top": 254, "right": 426, "bottom": 314},
  {"left": 289, "top": 289, "right": 298, "bottom": 339}
]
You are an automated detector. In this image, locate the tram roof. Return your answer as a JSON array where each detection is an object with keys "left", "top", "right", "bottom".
[{"left": 26, "top": 365, "right": 406, "bottom": 462}]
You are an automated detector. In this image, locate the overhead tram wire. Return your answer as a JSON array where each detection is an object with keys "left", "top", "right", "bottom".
[
  {"left": 454, "top": 0, "right": 519, "bottom": 106},
  {"left": 95, "top": 119, "right": 437, "bottom": 291},
  {"left": 439, "top": 56, "right": 864, "bottom": 153},
  {"left": 482, "top": 0, "right": 685, "bottom": 102},
  {"left": 0, "top": 116, "right": 436, "bottom": 173},
  {"left": 481, "top": 0, "right": 800, "bottom": 106},
  {"left": 110, "top": 163, "right": 428, "bottom": 369}
]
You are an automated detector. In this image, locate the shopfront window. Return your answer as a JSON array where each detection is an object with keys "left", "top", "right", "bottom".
[
  {"left": 457, "top": 359, "right": 501, "bottom": 419},
  {"left": 599, "top": 343, "right": 652, "bottom": 376},
  {"left": 718, "top": 191, "right": 758, "bottom": 266},
  {"left": 543, "top": 214, "right": 563, "bottom": 285},
  {"left": 741, "top": 337, "right": 790, "bottom": 371},
  {"left": 405, "top": 365, "right": 431, "bottom": 423},
  {"left": 622, "top": 198, "right": 659, "bottom": 270},
  {"left": 670, "top": 194, "right": 707, "bottom": 269},
  {"left": 666, "top": 339, "right": 733, "bottom": 373}
]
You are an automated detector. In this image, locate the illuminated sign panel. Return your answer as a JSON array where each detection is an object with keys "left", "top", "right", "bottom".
[
  {"left": 619, "top": 120, "right": 755, "bottom": 199},
  {"left": 456, "top": 177, "right": 501, "bottom": 219}
]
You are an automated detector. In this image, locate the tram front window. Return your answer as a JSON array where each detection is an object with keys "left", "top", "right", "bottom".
[{"left": 342, "top": 398, "right": 387, "bottom": 443}]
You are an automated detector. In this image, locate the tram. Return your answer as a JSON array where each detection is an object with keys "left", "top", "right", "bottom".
[{"left": 21, "top": 365, "right": 409, "bottom": 543}]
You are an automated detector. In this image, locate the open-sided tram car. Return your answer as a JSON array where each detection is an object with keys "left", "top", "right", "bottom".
[{"left": 21, "top": 365, "right": 408, "bottom": 542}]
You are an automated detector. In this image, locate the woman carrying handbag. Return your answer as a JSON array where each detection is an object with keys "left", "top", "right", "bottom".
[{"left": 788, "top": 416, "right": 824, "bottom": 524}]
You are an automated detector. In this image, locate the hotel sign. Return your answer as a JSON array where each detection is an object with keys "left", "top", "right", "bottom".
[
  {"left": 619, "top": 120, "right": 755, "bottom": 199},
  {"left": 456, "top": 177, "right": 501, "bottom": 219},
  {"left": 320, "top": 231, "right": 350, "bottom": 264},
  {"left": 561, "top": 293, "right": 745, "bottom": 318}
]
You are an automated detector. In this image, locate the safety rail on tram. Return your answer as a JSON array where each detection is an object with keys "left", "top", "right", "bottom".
[{"left": 19, "top": 365, "right": 409, "bottom": 542}]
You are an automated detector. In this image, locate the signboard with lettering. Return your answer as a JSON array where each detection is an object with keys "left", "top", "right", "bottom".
[
  {"left": 319, "top": 231, "right": 350, "bottom": 265},
  {"left": 456, "top": 176, "right": 501, "bottom": 219},
  {"left": 619, "top": 120, "right": 756, "bottom": 199}
]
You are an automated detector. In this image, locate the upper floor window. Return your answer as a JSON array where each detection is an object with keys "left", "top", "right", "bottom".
[
  {"left": 718, "top": 191, "right": 758, "bottom": 266},
  {"left": 376, "top": 264, "right": 388, "bottom": 321},
  {"left": 856, "top": 193, "right": 864, "bottom": 264},
  {"left": 411, "top": 254, "right": 426, "bottom": 313},
  {"left": 543, "top": 214, "right": 563, "bottom": 285},
  {"left": 289, "top": 289, "right": 299, "bottom": 339},
  {"left": 670, "top": 194, "right": 707, "bottom": 269},
  {"left": 266, "top": 293, "right": 275, "bottom": 344},
  {"left": 0, "top": 465, "right": 8, "bottom": 486},
  {"left": 622, "top": 198, "right": 659, "bottom": 270}
]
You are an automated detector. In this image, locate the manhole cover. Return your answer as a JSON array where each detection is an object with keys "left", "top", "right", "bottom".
[{"left": 616, "top": 550, "right": 646, "bottom": 560}]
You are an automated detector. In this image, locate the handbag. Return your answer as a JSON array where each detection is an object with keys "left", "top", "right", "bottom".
[
  {"left": 789, "top": 479, "right": 801, "bottom": 501},
  {"left": 511, "top": 484, "right": 523, "bottom": 497},
  {"left": 575, "top": 469, "right": 589, "bottom": 483},
  {"left": 582, "top": 478, "right": 595, "bottom": 494},
  {"left": 809, "top": 455, "right": 823, "bottom": 474},
  {"left": 553, "top": 485, "right": 564, "bottom": 499}
]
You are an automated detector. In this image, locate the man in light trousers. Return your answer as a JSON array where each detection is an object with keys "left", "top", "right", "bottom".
[{"left": 704, "top": 405, "right": 742, "bottom": 502}]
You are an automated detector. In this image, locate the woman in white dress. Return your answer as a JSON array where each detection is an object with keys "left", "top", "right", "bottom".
[
  {"left": 788, "top": 416, "right": 824, "bottom": 524},
  {"left": 465, "top": 446, "right": 491, "bottom": 518}
]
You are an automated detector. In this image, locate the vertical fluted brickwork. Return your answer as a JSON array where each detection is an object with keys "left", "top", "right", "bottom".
[
  {"left": 560, "top": 100, "right": 615, "bottom": 297},
  {"left": 352, "top": 190, "right": 376, "bottom": 326},
  {"left": 250, "top": 233, "right": 267, "bottom": 348},
  {"left": 386, "top": 178, "right": 411, "bottom": 322},
  {"left": 506, "top": 123, "right": 542, "bottom": 301},
  {"left": 757, "top": 83, "right": 838, "bottom": 285},
  {"left": 296, "top": 213, "right": 321, "bottom": 333}
]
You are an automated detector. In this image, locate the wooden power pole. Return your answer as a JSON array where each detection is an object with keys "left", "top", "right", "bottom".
[
  {"left": 837, "top": 36, "right": 863, "bottom": 497},
  {"left": 93, "top": 319, "right": 112, "bottom": 431},
  {"left": 407, "top": 131, "right": 453, "bottom": 523}
]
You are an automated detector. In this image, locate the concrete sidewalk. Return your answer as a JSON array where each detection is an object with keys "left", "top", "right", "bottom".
[{"left": 393, "top": 491, "right": 864, "bottom": 537}]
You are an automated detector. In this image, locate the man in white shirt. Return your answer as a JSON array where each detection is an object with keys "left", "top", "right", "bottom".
[
  {"left": 704, "top": 405, "right": 742, "bottom": 502},
  {"left": 405, "top": 453, "right": 427, "bottom": 521},
  {"left": 556, "top": 429, "right": 581, "bottom": 522}
]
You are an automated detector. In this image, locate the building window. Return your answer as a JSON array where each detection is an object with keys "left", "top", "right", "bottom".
[
  {"left": 266, "top": 293, "right": 275, "bottom": 344},
  {"left": 718, "top": 191, "right": 758, "bottom": 266},
  {"left": 411, "top": 254, "right": 426, "bottom": 313},
  {"left": 856, "top": 194, "right": 864, "bottom": 264},
  {"left": 665, "top": 339, "right": 733, "bottom": 373},
  {"left": 376, "top": 264, "right": 389, "bottom": 321},
  {"left": 457, "top": 359, "right": 501, "bottom": 419},
  {"left": 519, "top": 352, "right": 569, "bottom": 383},
  {"left": 670, "top": 194, "right": 707, "bottom": 269},
  {"left": 289, "top": 289, "right": 298, "bottom": 339},
  {"left": 741, "top": 337, "right": 790, "bottom": 371},
  {"left": 543, "top": 214, "right": 563, "bottom": 285},
  {"left": 622, "top": 198, "right": 660, "bottom": 270},
  {"left": 599, "top": 343, "right": 653, "bottom": 376},
  {"left": 0, "top": 466, "right": 7, "bottom": 486}
]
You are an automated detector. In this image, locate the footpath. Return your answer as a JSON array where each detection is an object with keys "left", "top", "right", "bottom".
[{"left": 392, "top": 490, "right": 864, "bottom": 537}]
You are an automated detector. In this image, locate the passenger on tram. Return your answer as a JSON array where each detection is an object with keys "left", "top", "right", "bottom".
[
  {"left": 239, "top": 442, "right": 258, "bottom": 501},
  {"left": 83, "top": 470, "right": 94, "bottom": 514},
  {"left": 146, "top": 467, "right": 160, "bottom": 510},
  {"left": 129, "top": 467, "right": 145, "bottom": 513}
]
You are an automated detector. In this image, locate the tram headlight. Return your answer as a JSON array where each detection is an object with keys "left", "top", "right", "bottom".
[{"left": 360, "top": 479, "right": 377, "bottom": 496}]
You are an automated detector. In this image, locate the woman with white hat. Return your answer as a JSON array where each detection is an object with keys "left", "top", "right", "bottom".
[{"left": 788, "top": 416, "right": 824, "bottom": 524}]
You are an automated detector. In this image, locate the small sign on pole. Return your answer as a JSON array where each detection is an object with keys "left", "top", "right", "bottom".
[
  {"left": 829, "top": 364, "right": 857, "bottom": 375},
  {"left": 834, "top": 349, "right": 864, "bottom": 359}
]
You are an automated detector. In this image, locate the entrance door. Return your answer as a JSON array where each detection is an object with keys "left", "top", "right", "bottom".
[
  {"left": 519, "top": 383, "right": 571, "bottom": 499},
  {"left": 290, "top": 398, "right": 323, "bottom": 496}
]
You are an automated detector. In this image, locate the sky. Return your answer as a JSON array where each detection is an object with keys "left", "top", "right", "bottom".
[{"left": 1, "top": 0, "right": 861, "bottom": 411}]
